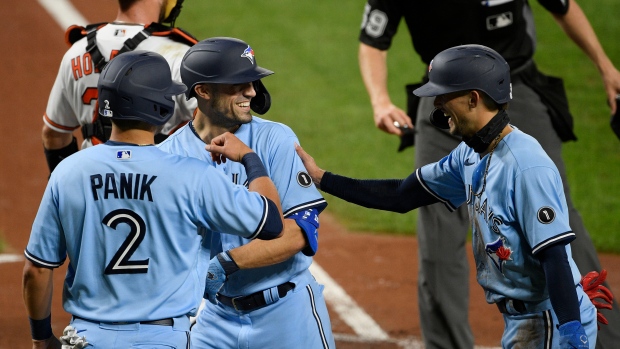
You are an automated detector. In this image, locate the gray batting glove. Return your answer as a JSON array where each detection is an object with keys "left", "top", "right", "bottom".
[{"left": 60, "top": 326, "right": 89, "bottom": 349}]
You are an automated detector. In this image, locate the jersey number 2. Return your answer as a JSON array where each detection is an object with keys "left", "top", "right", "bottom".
[{"left": 103, "top": 209, "right": 149, "bottom": 275}]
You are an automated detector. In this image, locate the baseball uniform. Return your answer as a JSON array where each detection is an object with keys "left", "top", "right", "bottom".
[
  {"left": 158, "top": 116, "right": 335, "bottom": 349},
  {"left": 25, "top": 141, "right": 277, "bottom": 347},
  {"left": 44, "top": 23, "right": 197, "bottom": 148}
]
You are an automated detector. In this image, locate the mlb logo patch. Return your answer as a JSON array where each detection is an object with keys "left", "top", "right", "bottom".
[
  {"left": 114, "top": 29, "right": 126, "bottom": 37},
  {"left": 103, "top": 109, "right": 113, "bottom": 117},
  {"left": 117, "top": 150, "right": 131, "bottom": 159}
]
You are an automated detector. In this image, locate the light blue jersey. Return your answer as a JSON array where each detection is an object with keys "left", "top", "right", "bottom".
[
  {"left": 419, "top": 128, "right": 597, "bottom": 348},
  {"left": 419, "top": 128, "right": 581, "bottom": 303},
  {"left": 25, "top": 142, "right": 272, "bottom": 322},
  {"left": 158, "top": 116, "right": 327, "bottom": 295}
]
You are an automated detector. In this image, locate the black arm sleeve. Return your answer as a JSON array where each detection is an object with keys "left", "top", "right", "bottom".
[
  {"left": 43, "top": 137, "right": 78, "bottom": 174},
  {"left": 320, "top": 171, "right": 439, "bottom": 213},
  {"left": 538, "top": 242, "right": 580, "bottom": 325},
  {"left": 537, "top": 0, "right": 570, "bottom": 15}
]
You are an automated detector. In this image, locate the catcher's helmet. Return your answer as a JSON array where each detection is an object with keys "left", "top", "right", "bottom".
[
  {"left": 180, "top": 37, "right": 274, "bottom": 114},
  {"left": 414, "top": 45, "right": 512, "bottom": 128},
  {"left": 97, "top": 50, "right": 187, "bottom": 126}
]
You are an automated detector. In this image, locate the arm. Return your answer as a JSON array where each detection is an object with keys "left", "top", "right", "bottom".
[
  {"left": 42, "top": 125, "right": 78, "bottom": 174},
  {"left": 551, "top": 0, "right": 620, "bottom": 114},
  {"left": 206, "top": 132, "right": 284, "bottom": 236},
  {"left": 537, "top": 243, "right": 589, "bottom": 348},
  {"left": 22, "top": 260, "right": 61, "bottom": 349},
  {"left": 359, "top": 43, "right": 413, "bottom": 136},
  {"left": 295, "top": 144, "right": 438, "bottom": 213}
]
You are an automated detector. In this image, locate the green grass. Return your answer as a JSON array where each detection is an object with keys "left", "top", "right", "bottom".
[{"left": 177, "top": 1, "right": 620, "bottom": 253}]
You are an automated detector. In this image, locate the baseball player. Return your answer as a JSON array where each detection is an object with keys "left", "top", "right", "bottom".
[
  {"left": 157, "top": 37, "right": 335, "bottom": 349},
  {"left": 23, "top": 50, "right": 285, "bottom": 349},
  {"left": 296, "top": 45, "right": 605, "bottom": 349},
  {"left": 42, "top": 0, "right": 198, "bottom": 174}
]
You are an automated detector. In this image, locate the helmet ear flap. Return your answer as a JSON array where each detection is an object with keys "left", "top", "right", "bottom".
[
  {"left": 250, "top": 79, "right": 271, "bottom": 115},
  {"left": 429, "top": 108, "right": 450, "bottom": 129}
]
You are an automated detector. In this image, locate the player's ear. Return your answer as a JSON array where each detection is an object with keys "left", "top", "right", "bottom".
[
  {"left": 469, "top": 90, "right": 480, "bottom": 108},
  {"left": 194, "top": 84, "right": 211, "bottom": 100}
]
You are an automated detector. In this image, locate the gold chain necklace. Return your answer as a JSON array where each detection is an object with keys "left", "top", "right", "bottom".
[{"left": 472, "top": 134, "right": 502, "bottom": 198}]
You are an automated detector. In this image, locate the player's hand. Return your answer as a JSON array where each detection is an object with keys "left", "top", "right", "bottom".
[
  {"left": 204, "top": 256, "right": 226, "bottom": 304},
  {"left": 205, "top": 132, "right": 253, "bottom": 164},
  {"left": 204, "top": 252, "right": 239, "bottom": 305},
  {"left": 294, "top": 144, "right": 325, "bottom": 189},
  {"left": 558, "top": 320, "right": 589, "bottom": 348},
  {"left": 373, "top": 103, "right": 413, "bottom": 137},
  {"left": 31, "top": 336, "right": 61, "bottom": 349}
]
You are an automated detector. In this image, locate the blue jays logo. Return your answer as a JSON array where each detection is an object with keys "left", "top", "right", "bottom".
[
  {"left": 485, "top": 237, "right": 512, "bottom": 273},
  {"left": 241, "top": 45, "right": 255, "bottom": 64}
]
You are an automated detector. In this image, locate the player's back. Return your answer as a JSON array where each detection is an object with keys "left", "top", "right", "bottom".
[
  {"left": 36, "top": 142, "right": 264, "bottom": 322},
  {"left": 44, "top": 23, "right": 196, "bottom": 148}
]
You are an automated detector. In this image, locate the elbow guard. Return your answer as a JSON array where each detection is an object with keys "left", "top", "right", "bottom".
[
  {"left": 289, "top": 208, "right": 320, "bottom": 256},
  {"left": 43, "top": 137, "right": 78, "bottom": 174},
  {"left": 254, "top": 198, "right": 283, "bottom": 240}
]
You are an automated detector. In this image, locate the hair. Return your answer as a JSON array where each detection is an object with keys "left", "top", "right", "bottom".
[
  {"left": 118, "top": 0, "right": 140, "bottom": 12},
  {"left": 478, "top": 90, "right": 508, "bottom": 111},
  {"left": 111, "top": 118, "right": 157, "bottom": 132}
]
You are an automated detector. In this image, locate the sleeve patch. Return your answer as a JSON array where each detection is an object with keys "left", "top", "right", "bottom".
[
  {"left": 537, "top": 206, "right": 556, "bottom": 224},
  {"left": 297, "top": 171, "right": 313, "bottom": 188}
]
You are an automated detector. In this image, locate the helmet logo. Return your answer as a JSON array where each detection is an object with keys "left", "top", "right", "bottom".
[
  {"left": 102, "top": 100, "right": 113, "bottom": 117},
  {"left": 241, "top": 45, "right": 255, "bottom": 65},
  {"left": 428, "top": 59, "right": 433, "bottom": 73}
]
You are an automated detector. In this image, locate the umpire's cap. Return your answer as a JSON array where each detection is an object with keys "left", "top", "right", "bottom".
[
  {"left": 180, "top": 37, "right": 274, "bottom": 114},
  {"left": 98, "top": 50, "right": 186, "bottom": 126}
]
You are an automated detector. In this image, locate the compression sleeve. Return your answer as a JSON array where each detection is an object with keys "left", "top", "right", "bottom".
[
  {"left": 537, "top": 0, "right": 569, "bottom": 15},
  {"left": 320, "top": 171, "right": 439, "bottom": 213},
  {"left": 538, "top": 242, "right": 580, "bottom": 325}
]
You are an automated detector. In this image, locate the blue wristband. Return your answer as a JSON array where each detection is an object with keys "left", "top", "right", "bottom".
[
  {"left": 29, "top": 314, "right": 53, "bottom": 340},
  {"left": 241, "top": 152, "right": 268, "bottom": 183}
]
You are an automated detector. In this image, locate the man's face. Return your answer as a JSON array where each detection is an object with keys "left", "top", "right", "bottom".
[
  {"left": 204, "top": 82, "right": 256, "bottom": 127},
  {"left": 433, "top": 91, "right": 474, "bottom": 137}
]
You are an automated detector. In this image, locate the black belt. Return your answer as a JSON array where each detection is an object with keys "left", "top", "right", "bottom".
[
  {"left": 496, "top": 299, "right": 527, "bottom": 314},
  {"left": 73, "top": 315, "right": 174, "bottom": 326},
  {"left": 217, "top": 282, "right": 295, "bottom": 311}
]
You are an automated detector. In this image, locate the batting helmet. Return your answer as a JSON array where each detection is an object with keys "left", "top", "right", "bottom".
[
  {"left": 98, "top": 50, "right": 187, "bottom": 126},
  {"left": 180, "top": 37, "right": 274, "bottom": 114},
  {"left": 413, "top": 44, "right": 512, "bottom": 128}
]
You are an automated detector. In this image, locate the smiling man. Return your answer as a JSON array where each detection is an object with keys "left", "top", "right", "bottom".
[
  {"left": 157, "top": 37, "right": 334, "bottom": 349},
  {"left": 295, "top": 45, "right": 608, "bottom": 349}
]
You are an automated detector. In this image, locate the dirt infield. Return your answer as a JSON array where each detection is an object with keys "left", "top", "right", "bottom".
[{"left": 1, "top": 1, "right": 618, "bottom": 348}]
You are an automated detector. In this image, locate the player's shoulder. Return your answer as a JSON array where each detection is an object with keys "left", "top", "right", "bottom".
[
  {"left": 502, "top": 128, "right": 556, "bottom": 170},
  {"left": 249, "top": 116, "right": 296, "bottom": 137}
]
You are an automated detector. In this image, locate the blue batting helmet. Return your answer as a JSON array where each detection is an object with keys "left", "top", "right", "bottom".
[{"left": 97, "top": 50, "right": 186, "bottom": 126}]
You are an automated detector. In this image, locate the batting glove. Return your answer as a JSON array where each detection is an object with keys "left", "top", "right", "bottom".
[
  {"left": 60, "top": 326, "right": 89, "bottom": 349},
  {"left": 558, "top": 320, "right": 589, "bottom": 348},
  {"left": 205, "top": 251, "right": 239, "bottom": 304},
  {"left": 581, "top": 269, "right": 614, "bottom": 329}
]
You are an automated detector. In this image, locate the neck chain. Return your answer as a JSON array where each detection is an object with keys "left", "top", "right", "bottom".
[{"left": 471, "top": 134, "right": 502, "bottom": 198}]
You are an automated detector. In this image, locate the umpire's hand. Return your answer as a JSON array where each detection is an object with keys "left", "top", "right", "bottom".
[{"left": 295, "top": 144, "right": 325, "bottom": 189}]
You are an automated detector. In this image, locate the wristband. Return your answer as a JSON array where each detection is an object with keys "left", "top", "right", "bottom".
[
  {"left": 29, "top": 314, "right": 53, "bottom": 340},
  {"left": 217, "top": 251, "right": 240, "bottom": 275},
  {"left": 241, "top": 152, "right": 268, "bottom": 183},
  {"left": 44, "top": 137, "right": 78, "bottom": 174}
]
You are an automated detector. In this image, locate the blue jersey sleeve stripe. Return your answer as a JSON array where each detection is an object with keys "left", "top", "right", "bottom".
[
  {"left": 531, "top": 232, "right": 576, "bottom": 255},
  {"left": 248, "top": 195, "right": 270, "bottom": 240},
  {"left": 416, "top": 169, "right": 457, "bottom": 212},
  {"left": 23, "top": 250, "right": 63, "bottom": 268},
  {"left": 283, "top": 199, "right": 327, "bottom": 217}
]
